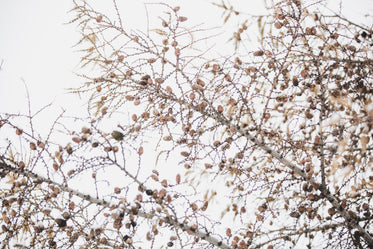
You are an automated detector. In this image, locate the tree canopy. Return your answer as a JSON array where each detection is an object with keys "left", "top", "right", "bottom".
[{"left": 1, "top": 0, "right": 373, "bottom": 248}]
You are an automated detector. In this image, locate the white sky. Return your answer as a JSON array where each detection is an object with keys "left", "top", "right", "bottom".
[
  {"left": 0, "top": 0, "right": 372, "bottom": 247},
  {"left": 0, "top": 0, "right": 371, "bottom": 184},
  {"left": 0, "top": 0, "right": 371, "bottom": 182},
  {"left": 0, "top": 0, "right": 371, "bottom": 117}
]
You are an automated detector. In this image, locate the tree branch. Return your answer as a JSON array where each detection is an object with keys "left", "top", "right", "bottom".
[
  {"left": 160, "top": 94, "right": 373, "bottom": 247},
  {"left": 0, "top": 156, "right": 234, "bottom": 249}
]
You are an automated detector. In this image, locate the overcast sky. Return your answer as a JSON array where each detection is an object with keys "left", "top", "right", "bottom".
[
  {"left": 0, "top": 0, "right": 371, "bottom": 117},
  {"left": 0, "top": 1, "right": 372, "bottom": 246}
]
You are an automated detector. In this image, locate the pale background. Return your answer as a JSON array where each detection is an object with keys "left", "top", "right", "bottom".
[
  {"left": 0, "top": 0, "right": 371, "bottom": 191},
  {"left": 0, "top": 0, "right": 372, "bottom": 247},
  {"left": 1, "top": 0, "right": 371, "bottom": 117}
]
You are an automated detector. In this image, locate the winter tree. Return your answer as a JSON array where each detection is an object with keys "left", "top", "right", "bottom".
[{"left": 1, "top": 0, "right": 373, "bottom": 248}]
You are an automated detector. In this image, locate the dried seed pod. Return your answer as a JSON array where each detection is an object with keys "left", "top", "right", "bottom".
[
  {"left": 112, "top": 131, "right": 124, "bottom": 141},
  {"left": 328, "top": 208, "right": 336, "bottom": 216},
  {"left": 62, "top": 212, "right": 70, "bottom": 220},
  {"left": 348, "top": 210, "right": 357, "bottom": 219},
  {"left": 192, "top": 84, "right": 203, "bottom": 91},
  {"left": 201, "top": 201, "right": 208, "bottom": 211},
  {"left": 166, "top": 86, "right": 173, "bottom": 94},
  {"left": 205, "top": 163, "right": 212, "bottom": 169},
  {"left": 253, "top": 50, "right": 264, "bottom": 56},
  {"left": 101, "top": 107, "right": 108, "bottom": 115},
  {"left": 125, "top": 95, "right": 134, "bottom": 101},
  {"left": 117, "top": 55, "right": 124, "bottom": 62},
  {"left": 362, "top": 203, "right": 369, "bottom": 210},
  {"left": 311, "top": 27, "right": 317, "bottom": 35},
  {"left": 226, "top": 228, "right": 232, "bottom": 237},
  {"left": 300, "top": 69, "right": 308, "bottom": 78},
  {"left": 212, "top": 64, "right": 220, "bottom": 71},
  {"left": 68, "top": 202, "right": 75, "bottom": 210},
  {"left": 72, "top": 137, "right": 81, "bottom": 143},
  {"left": 155, "top": 78, "right": 164, "bottom": 84},
  {"left": 81, "top": 127, "right": 91, "bottom": 134},
  {"left": 198, "top": 101, "right": 207, "bottom": 110},
  {"left": 274, "top": 22, "right": 282, "bottom": 29},
  {"left": 278, "top": 13, "right": 285, "bottom": 20},
  {"left": 229, "top": 98, "right": 237, "bottom": 106},
  {"left": 141, "top": 75, "right": 150, "bottom": 81},
  {"left": 161, "top": 179, "right": 168, "bottom": 187},
  {"left": 213, "top": 141, "right": 220, "bottom": 147},
  {"left": 30, "top": 142, "right": 37, "bottom": 150},
  {"left": 19, "top": 161, "right": 25, "bottom": 169},
  {"left": 34, "top": 224, "right": 44, "bottom": 233},
  {"left": 96, "top": 15, "right": 103, "bottom": 22},
  {"left": 163, "top": 136, "right": 172, "bottom": 141},
  {"left": 114, "top": 187, "right": 121, "bottom": 194},
  {"left": 347, "top": 45, "right": 356, "bottom": 52},
  {"left": 196, "top": 79, "right": 205, "bottom": 87},
  {"left": 53, "top": 163, "right": 59, "bottom": 171},
  {"left": 180, "top": 151, "right": 190, "bottom": 157},
  {"left": 142, "top": 112, "right": 150, "bottom": 119},
  {"left": 55, "top": 218, "right": 67, "bottom": 228},
  {"left": 292, "top": 76, "right": 299, "bottom": 86},
  {"left": 138, "top": 146, "right": 144, "bottom": 155},
  {"left": 167, "top": 241, "right": 174, "bottom": 247},
  {"left": 331, "top": 33, "right": 339, "bottom": 39},
  {"left": 290, "top": 211, "right": 300, "bottom": 218},
  {"left": 175, "top": 48, "right": 180, "bottom": 56},
  {"left": 191, "top": 203, "right": 198, "bottom": 211}
]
